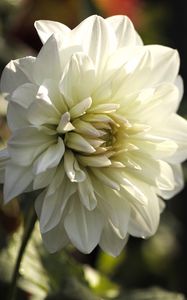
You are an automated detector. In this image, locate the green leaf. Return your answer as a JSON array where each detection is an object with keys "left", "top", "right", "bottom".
[
  {"left": 96, "top": 251, "right": 126, "bottom": 276},
  {"left": 0, "top": 222, "right": 50, "bottom": 300},
  {"left": 84, "top": 265, "right": 120, "bottom": 299},
  {"left": 45, "top": 277, "right": 104, "bottom": 300},
  {"left": 116, "top": 287, "right": 186, "bottom": 300}
]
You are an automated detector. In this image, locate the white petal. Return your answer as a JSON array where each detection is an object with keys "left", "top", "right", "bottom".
[
  {"left": 156, "top": 161, "right": 175, "bottom": 193},
  {"left": 46, "top": 164, "right": 65, "bottom": 196},
  {"left": 123, "top": 83, "right": 180, "bottom": 123},
  {"left": 124, "top": 158, "right": 174, "bottom": 207},
  {"left": 42, "top": 224, "right": 69, "bottom": 253},
  {"left": 33, "top": 167, "right": 56, "bottom": 190},
  {"left": 107, "top": 46, "right": 179, "bottom": 99},
  {"left": 64, "top": 150, "right": 86, "bottom": 182},
  {"left": 91, "top": 168, "right": 120, "bottom": 191},
  {"left": 4, "top": 162, "right": 33, "bottom": 203},
  {"left": 64, "top": 198, "right": 103, "bottom": 253},
  {"left": 33, "top": 137, "right": 64, "bottom": 175},
  {"left": 122, "top": 153, "right": 169, "bottom": 188},
  {"left": 33, "top": 35, "right": 61, "bottom": 85},
  {"left": 0, "top": 57, "right": 35, "bottom": 100},
  {"left": 40, "top": 176, "right": 76, "bottom": 233},
  {"left": 7, "top": 102, "right": 29, "bottom": 130},
  {"left": 37, "top": 18, "right": 82, "bottom": 70},
  {"left": 106, "top": 15, "right": 143, "bottom": 47},
  {"left": 82, "top": 114, "right": 116, "bottom": 128},
  {"left": 73, "top": 119, "right": 104, "bottom": 137},
  {"left": 131, "top": 137, "right": 178, "bottom": 161},
  {"left": 122, "top": 46, "right": 179, "bottom": 93},
  {"left": 145, "top": 45, "right": 180, "bottom": 83},
  {"left": 34, "top": 189, "right": 46, "bottom": 217},
  {"left": 72, "top": 15, "right": 117, "bottom": 74},
  {"left": 57, "top": 112, "right": 75, "bottom": 133},
  {"left": 69, "top": 97, "right": 92, "bottom": 119},
  {"left": 156, "top": 164, "right": 184, "bottom": 199},
  {"left": 128, "top": 186, "right": 160, "bottom": 238},
  {"left": 88, "top": 102, "right": 120, "bottom": 114},
  {"left": 95, "top": 183, "right": 130, "bottom": 238},
  {"left": 8, "top": 127, "right": 55, "bottom": 166},
  {"left": 77, "top": 154, "right": 111, "bottom": 167},
  {"left": 156, "top": 114, "right": 187, "bottom": 163},
  {"left": 34, "top": 20, "right": 71, "bottom": 44},
  {"left": 11, "top": 83, "right": 38, "bottom": 108},
  {"left": 27, "top": 97, "right": 60, "bottom": 126},
  {"left": 100, "top": 223, "right": 128, "bottom": 257},
  {"left": 78, "top": 173, "right": 97, "bottom": 210},
  {"left": 27, "top": 84, "right": 60, "bottom": 126},
  {"left": 39, "top": 79, "right": 67, "bottom": 113},
  {"left": 65, "top": 132, "right": 95, "bottom": 153},
  {"left": 95, "top": 47, "right": 146, "bottom": 100},
  {"left": 175, "top": 75, "right": 183, "bottom": 103},
  {"left": 35, "top": 190, "right": 69, "bottom": 253},
  {"left": 120, "top": 172, "right": 152, "bottom": 205},
  {"left": 59, "top": 52, "right": 95, "bottom": 105}
]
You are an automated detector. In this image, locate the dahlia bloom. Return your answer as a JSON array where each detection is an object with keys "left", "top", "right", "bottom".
[{"left": 1, "top": 15, "right": 187, "bottom": 256}]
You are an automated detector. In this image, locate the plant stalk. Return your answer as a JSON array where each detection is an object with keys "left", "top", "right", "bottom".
[{"left": 8, "top": 205, "right": 37, "bottom": 300}]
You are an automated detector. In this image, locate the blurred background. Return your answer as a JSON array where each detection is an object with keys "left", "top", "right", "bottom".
[{"left": 0, "top": 1, "right": 187, "bottom": 299}]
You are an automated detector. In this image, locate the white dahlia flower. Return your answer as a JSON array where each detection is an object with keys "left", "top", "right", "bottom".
[{"left": 1, "top": 15, "right": 187, "bottom": 256}]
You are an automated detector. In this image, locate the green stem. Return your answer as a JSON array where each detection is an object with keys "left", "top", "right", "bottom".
[{"left": 8, "top": 205, "right": 37, "bottom": 300}]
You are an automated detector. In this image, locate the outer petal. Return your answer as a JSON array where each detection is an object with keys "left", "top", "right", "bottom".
[
  {"left": 34, "top": 20, "right": 71, "bottom": 44},
  {"left": 64, "top": 197, "right": 104, "bottom": 253},
  {"left": 145, "top": 45, "right": 180, "bottom": 83},
  {"left": 162, "top": 114, "right": 187, "bottom": 163},
  {"left": 39, "top": 176, "right": 76, "bottom": 233},
  {"left": 128, "top": 186, "right": 160, "bottom": 238},
  {"left": 4, "top": 162, "right": 33, "bottom": 203},
  {"left": 121, "top": 83, "right": 180, "bottom": 123},
  {"left": 42, "top": 224, "right": 69, "bottom": 253},
  {"left": 95, "top": 182, "right": 130, "bottom": 239},
  {"left": 100, "top": 223, "right": 128, "bottom": 257},
  {"left": 38, "top": 79, "right": 67, "bottom": 113},
  {"left": 104, "top": 46, "right": 179, "bottom": 99},
  {"left": 46, "top": 164, "right": 65, "bottom": 196},
  {"left": 156, "top": 161, "right": 175, "bottom": 194},
  {"left": 122, "top": 45, "right": 179, "bottom": 93},
  {"left": 33, "top": 137, "right": 64, "bottom": 175},
  {"left": 59, "top": 52, "right": 96, "bottom": 106},
  {"left": 35, "top": 191, "right": 69, "bottom": 253},
  {"left": 33, "top": 167, "right": 56, "bottom": 190},
  {"left": 121, "top": 154, "right": 160, "bottom": 187},
  {"left": 71, "top": 15, "right": 117, "bottom": 74},
  {"left": 106, "top": 15, "right": 143, "bottom": 47},
  {"left": 64, "top": 150, "right": 86, "bottom": 182},
  {"left": 175, "top": 75, "right": 183, "bottom": 103},
  {"left": 78, "top": 173, "right": 97, "bottom": 211},
  {"left": 7, "top": 102, "right": 29, "bottom": 130},
  {"left": 27, "top": 85, "right": 60, "bottom": 126},
  {"left": 11, "top": 83, "right": 38, "bottom": 109},
  {"left": 33, "top": 35, "right": 61, "bottom": 85},
  {"left": 156, "top": 164, "right": 184, "bottom": 199},
  {"left": 8, "top": 127, "right": 55, "bottom": 166},
  {"left": 0, "top": 57, "right": 35, "bottom": 100},
  {"left": 37, "top": 19, "right": 83, "bottom": 71}
]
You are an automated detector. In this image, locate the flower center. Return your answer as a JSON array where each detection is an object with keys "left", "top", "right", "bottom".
[{"left": 55, "top": 98, "right": 140, "bottom": 169}]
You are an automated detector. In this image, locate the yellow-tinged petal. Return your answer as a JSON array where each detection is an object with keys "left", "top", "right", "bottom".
[
  {"left": 77, "top": 154, "right": 111, "bottom": 167},
  {"left": 65, "top": 132, "right": 96, "bottom": 153}
]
